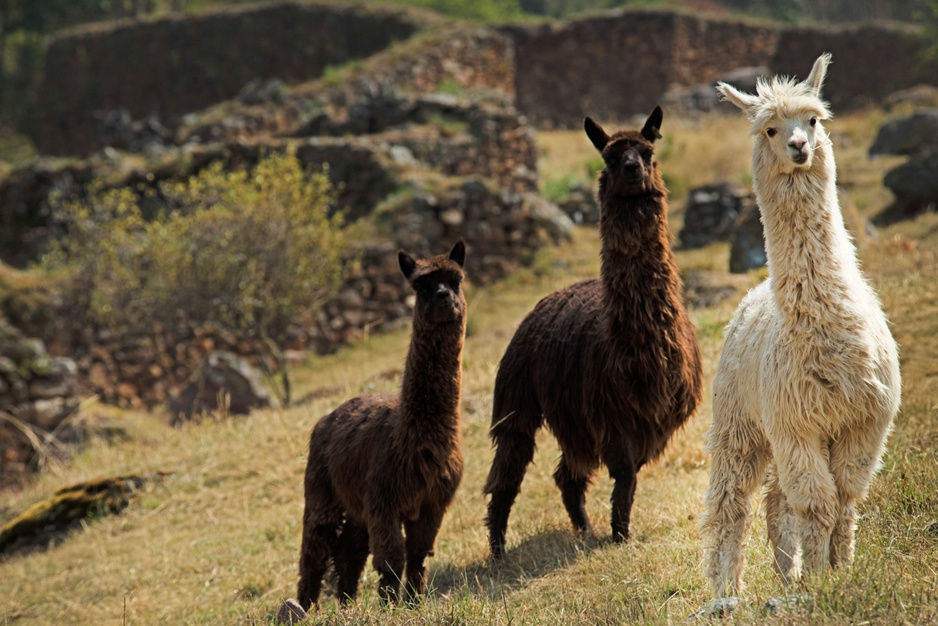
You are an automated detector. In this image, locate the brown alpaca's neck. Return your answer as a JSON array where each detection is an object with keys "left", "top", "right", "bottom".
[
  {"left": 598, "top": 194, "right": 684, "bottom": 336},
  {"left": 397, "top": 320, "right": 464, "bottom": 440}
]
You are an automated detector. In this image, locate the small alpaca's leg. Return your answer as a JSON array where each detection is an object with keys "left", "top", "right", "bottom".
[
  {"left": 772, "top": 432, "right": 838, "bottom": 575},
  {"left": 699, "top": 411, "right": 771, "bottom": 598},
  {"left": 602, "top": 446, "right": 636, "bottom": 542},
  {"left": 403, "top": 503, "right": 448, "bottom": 599},
  {"left": 553, "top": 455, "right": 596, "bottom": 535},
  {"left": 484, "top": 428, "right": 539, "bottom": 557},
  {"left": 297, "top": 458, "right": 341, "bottom": 611},
  {"left": 764, "top": 461, "right": 800, "bottom": 583},
  {"left": 827, "top": 415, "right": 891, "bottom": 568},
  {"left": 333, "top": 520, "right": 370, "bottom": 605},
  {"left": 368, "top": 509, "right": 406, "bottom": 604}
]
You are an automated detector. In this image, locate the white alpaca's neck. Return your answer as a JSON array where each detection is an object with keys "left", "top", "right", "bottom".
[{"left": 753, "top": 138, "right": 865, "bottom": 327}]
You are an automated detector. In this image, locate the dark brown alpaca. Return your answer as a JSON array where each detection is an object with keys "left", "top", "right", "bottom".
[
  {"left": 483, "top": 108, "right": 703, "bottom": 557},
  {"left": 296, "top": 241, "right": 467, "bottom": 609}
]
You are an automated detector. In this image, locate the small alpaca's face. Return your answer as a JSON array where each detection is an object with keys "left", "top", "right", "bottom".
[
  {"left": 399, "top": 240, "right": 467, "bottom": 325},
  {"left": 584, "top": 107, "right": 663, "bottom": 196}
]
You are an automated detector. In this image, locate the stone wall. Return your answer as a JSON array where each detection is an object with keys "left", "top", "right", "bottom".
[
  {"left": 507, "top": 9, "right": 938, "bottom": 128},
  {"left": 31, "top": 1, "right": 423, "bottom": 155}
]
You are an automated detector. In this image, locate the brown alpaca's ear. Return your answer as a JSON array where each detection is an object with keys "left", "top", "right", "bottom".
[
  {"left": 641, "top": 106, "right": 664, "bottom": 142},
  {"left": 398, "top": 250, "right": 417, "bottom": 280},
  {"left": 448, "top": 239, "right": 466, "bottom": 268},
  {"left": 584, "top": 117, "right": 609, "bottom": 153}
]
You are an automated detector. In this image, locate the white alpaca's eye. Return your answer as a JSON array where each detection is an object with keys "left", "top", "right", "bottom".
[
  {"left": 766, "top": 128, "right": 778, "bottom": 138},
  {"left": 810, "top": 118, "right": 817, "bottom": 127}
]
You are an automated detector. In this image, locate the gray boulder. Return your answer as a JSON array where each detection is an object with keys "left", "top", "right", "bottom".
[
  {"left": 869, "top": 109, "right": 938, "bottom": 157},
  {"left": 876, "top": 151, "right": 938, "bottom": 224},
  {"left": 680, "top": 182, "right": 754, "bottom": 249},
  {"left": 728, "top": 203, "right": 767, "bottom": 274},
  {"left": 170, "top": 351, "right": 272, "bottom": 425}
]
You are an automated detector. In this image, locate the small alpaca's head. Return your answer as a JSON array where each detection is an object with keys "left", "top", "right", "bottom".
[
  {"left": 398, "top": 240, "right": 467, "bottom": 326},
  {"left": 584, "top": 107, "right": 665, "bottom": 198},
  {"left": 717, "top": 53, "right": 833, "bottom": 173}
]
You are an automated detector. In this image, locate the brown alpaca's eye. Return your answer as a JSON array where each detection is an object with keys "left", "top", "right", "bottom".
[
  {"left": 766, "top": 128, "right": 778, "bottom": 138},
  {"left": 810, "top": 117, "right": 817, "bottom": 127}
]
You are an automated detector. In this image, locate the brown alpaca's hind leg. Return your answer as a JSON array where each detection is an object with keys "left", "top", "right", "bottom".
[
  {"left": 553, "top": 456, "right": 596, "bottom": 535},
  {"left": 484, "top": 430, "right": 538, "bottom": 558},
  {"left": 297, "top": 457, "right": 341, "bottom": 611},
  {"left": 333, "top": 520, "right": 369, "bottom": 605},
  {"left": 404, "top": 502, "right": 448, "bottom": 599}
]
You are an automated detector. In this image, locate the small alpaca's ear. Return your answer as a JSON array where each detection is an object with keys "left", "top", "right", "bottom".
[
  {"left": 584, "top": 117, "right": 609, "bottom": 153},
  {"left": 448, "top": 239, "right": 466, "bottom": 267},
  {"left": 398, "top": 250, "right": 417, "bottom": 280},
  {"left": 641, "top": 106, "right": 664, "bottom": 142},
  {"left": 805, "top": 52, "right": 832, "bottom": 95},
  {"left": 716, "top": 81, "right": 760, "bottom": 117}
]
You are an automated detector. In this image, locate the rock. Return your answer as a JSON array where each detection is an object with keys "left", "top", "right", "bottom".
[
  {"left": 275, "top": 598, "right": 307, "bottom": 625},
  {"left": 663, "top": 67, "right": 768, "bottom": 115},
  {"left": 876, "top": 150, "right": 938, "bottom": 224},
  {"left": 728, "top": 203, "right": 766, "bottom": 273},
  {"left": 764, "top": 594, "right": 814, "bottom": 615},
  {"left": 680, "top": 182, "right": 753, "bottom": 249},
  {"left": 682, "top": 270, "right": 755, "bottom": 309},
  {"left": 525, "top": 192, "right": 574, "bottom": 242},
  {"left": 687, "top": 597, "right": 741, "bottom": 620},
  {"left": 170, "top": 351, "right": 273, "bottom": 425},
  {"left": 237, "top": 78, "right": 284, "bottom": 106},
  {"left": 556, "top": 183, "right": 599, "bottom": 225},
  {"left": 869, "top": 109, "right": 938, "bottom": 156}
]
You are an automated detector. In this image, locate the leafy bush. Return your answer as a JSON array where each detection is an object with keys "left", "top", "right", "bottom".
[{"left": 43, "top": 152, "right": 353, "bottom": 349}]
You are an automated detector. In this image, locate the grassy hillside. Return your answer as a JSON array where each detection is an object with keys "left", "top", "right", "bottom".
[{"left": 1, "top": 108, "right": 936, "bottom": 625}]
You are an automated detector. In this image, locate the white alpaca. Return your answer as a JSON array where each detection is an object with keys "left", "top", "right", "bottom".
[{"left": 699, "top": 54, "right": 901, "bottom": 599}]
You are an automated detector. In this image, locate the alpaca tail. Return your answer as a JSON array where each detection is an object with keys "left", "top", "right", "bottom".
[{"left": 483, "top": 351, "right": 543, "bottom": 557}]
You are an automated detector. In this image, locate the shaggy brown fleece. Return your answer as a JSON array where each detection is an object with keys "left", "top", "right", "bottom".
[
  {"left": 483, "top": 108, "right": 703, "bottom": 556},
  {"left": 296, "top": 241, "right": 467, "bottom": 608}
]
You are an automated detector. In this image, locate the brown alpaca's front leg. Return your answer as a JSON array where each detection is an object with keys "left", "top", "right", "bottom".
[
  {"left": 333, "top": 520, "right": 370, "bottom": 605},
  {"left": 369, "top": 512, "right": 406, "bottom": 604},
  {"left": 404, "top": 503, "right": 448, "bottom": 600},
  {"left": 604, "top": 451, "right": 637, "bottom": 543}
]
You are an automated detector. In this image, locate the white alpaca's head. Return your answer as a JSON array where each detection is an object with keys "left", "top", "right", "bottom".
[{"left": 716, "top": 53, "right": 833, "bottom": 174}]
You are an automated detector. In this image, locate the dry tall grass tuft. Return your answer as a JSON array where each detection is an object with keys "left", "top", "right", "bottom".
[{"left": 1, "top": 109, "right": 936, "bottom": 625}]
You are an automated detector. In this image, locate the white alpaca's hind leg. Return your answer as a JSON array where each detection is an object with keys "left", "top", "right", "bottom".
[
  {"left": 827, "top": 415, "right": 891, "bottom": 568},
  {"left": 765, "top": 462, "right": 800, "bottom": 583},
  {"left": 772, "top": 432, "right": 838, "bottom": 575},
  {"left": 700, "top": 412, "right": 771, "bottom": 598}
]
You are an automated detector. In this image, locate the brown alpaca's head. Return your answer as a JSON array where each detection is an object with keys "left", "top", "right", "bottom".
[
  {"left": 398, "top": 240, "right": 467, "bottom": 326},
  {"left": 584, "top": 107, "right": 666, "bottom": 199}
]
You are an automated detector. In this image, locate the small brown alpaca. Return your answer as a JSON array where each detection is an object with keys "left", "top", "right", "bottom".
[
  {"left": 483, "top": 108, "right": 703, "bottom": 556},
  {"left": 296, "top": 241, "right": 467, "bottom": 609}
]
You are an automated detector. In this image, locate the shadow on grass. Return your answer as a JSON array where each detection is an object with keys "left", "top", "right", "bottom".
[{"left": 428, "top": 528, "right": 608, "bottom": 600}]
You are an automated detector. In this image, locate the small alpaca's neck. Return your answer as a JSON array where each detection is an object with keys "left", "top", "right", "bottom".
[
  {"left": 598, "top": 193, "right": 683, "bottom": 336},
  {"left": 398, "top": 319, "right": 464, "bottom": 440},
  {"left": 754, "top": 141, "right": 864, "bottom": 325}
]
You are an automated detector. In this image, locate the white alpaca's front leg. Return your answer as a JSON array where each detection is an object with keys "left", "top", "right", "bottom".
[
  {"left": 764, "top": 462, "right": 801, "bottom": 582},
  {"left": 771, "top": 431, "right": 838, "bottom": 574},
  {"left": 827, "top": 412, "right": 892, "bottom": 567},
  {"left": 700, "top": 410, "right": 771, "bottom": 597}
]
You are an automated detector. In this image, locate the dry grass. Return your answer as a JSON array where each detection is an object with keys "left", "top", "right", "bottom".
[{"left": 2, "top": 109, "right": 937, "bottom": 625}]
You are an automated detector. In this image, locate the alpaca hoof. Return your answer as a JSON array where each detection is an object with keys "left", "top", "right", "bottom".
[
  {"left": 275, "top": 598, "right": 307, "bottom": 625},
  {"left": 687, "top": 597, "right": 741, "bottom": 620},
  {"left": 764, "top": 594, "right": 814, "bottom": 615}
]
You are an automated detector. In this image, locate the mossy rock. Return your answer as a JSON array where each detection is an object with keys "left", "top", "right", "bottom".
[{"left": 0, "top": 473, "right": 167, "bottom": 556}]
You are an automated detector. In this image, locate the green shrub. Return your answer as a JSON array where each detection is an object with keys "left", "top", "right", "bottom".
[{"left": 43, "top": 152, "right": 353, "bottom": 347}]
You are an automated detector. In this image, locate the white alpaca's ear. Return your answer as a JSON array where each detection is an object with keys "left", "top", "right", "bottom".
[
  {"left": 716, "top": 82, "right": 760, "bottom": 117},
  {"left": 805, "top": 52, "right": 832, "bottom": 95}
]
